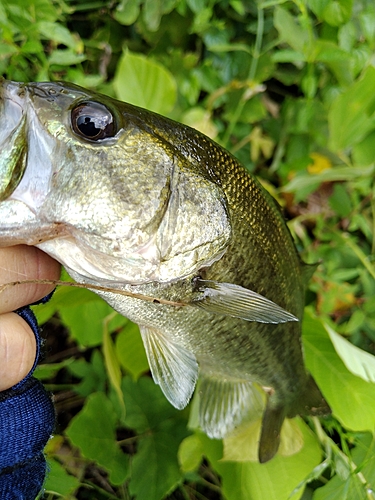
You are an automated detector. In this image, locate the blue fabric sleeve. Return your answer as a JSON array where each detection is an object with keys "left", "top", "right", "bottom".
[{"left": 0, "top": 294, "right": 55, "bottom": 499}]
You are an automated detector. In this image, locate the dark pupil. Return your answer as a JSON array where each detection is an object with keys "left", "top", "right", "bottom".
[
  {"left": 77, "top": 115, "right": 101, "bottom": 137},
  {"left": 71, "top": 102, "right": 116, "bottom": 141}
]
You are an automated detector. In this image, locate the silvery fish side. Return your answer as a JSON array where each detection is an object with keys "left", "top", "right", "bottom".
[{"left": 0, "top": 79, "right": 330, "bottom": 463}]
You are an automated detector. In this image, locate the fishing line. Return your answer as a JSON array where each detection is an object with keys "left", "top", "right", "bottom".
[{"left": 0, "top": 278, "right": 188, "bottom": 307}]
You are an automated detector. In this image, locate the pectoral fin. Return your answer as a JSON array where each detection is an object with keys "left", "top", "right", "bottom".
[
  {"left": 198, "top": 375, "right": 264, "bottom": 439},
  {"left": 193, "top": 279, "right": 298, "bottom": 324},
  {"left": 139, "top": 325, "right": 198, "bottom": 410}
]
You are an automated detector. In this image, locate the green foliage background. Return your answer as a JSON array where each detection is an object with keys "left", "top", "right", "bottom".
[{"left": 1, "top": 0, "right": 375, "bottom": 498}]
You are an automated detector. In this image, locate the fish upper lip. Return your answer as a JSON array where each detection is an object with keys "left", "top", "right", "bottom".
[
  {"left": 0, "top": 80, "right": 55, "bottom": 212},
  {"left": 0, "top": 80, "right": 26, "bottom": 145}
]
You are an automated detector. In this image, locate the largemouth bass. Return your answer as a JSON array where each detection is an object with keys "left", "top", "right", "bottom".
[{"left": 0, "top": 79, "right": 330, "bottom": 462}]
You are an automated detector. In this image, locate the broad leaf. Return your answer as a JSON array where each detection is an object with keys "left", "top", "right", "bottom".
[
  {"left": 313, "top": 475, "right": 369, "bottom": 500},
  {"left": 59, "top": 299, "right": 114, "bottom": 347},
  {"left": 314, "top": 433, "right": 375, "bottom": 499},
  {"left": 68, "top": 350, "right": 107, "bottom": 397},
  {"left": 37, "top": 21, "right": 82, "bottom": 50},
  {"left": 44, "top": 458, "right": 80, "bottom": 496},
  {"left": 114, "top": 0, "right": 141, "bottom": 25},
  {"left": 66, "top": 392, "right": 129, "bottom": 485},
  {"left": 274, "top": 6, "right": 309, "bottom": 57},
  {"left": 121, "top": 377, "right": 188, "bottom": 500},
  {"left": 303, "top": 309, "right": 375, "bottom": 431},
  {"left": 121, "top": 376, "right": 181, "bottom": 432},
  {"left": 328, "top": 66, "right": 375, "bottom": 151},
  {"left": 326, "top": 323, "right": 375, "bottom": 383},
  {"left": 313, "top": 433, "right": 375, "bottom": 500},
  {"left": 308, "top": 0, "right": 353, "bottom": 26},
  {"left": 223, "top": 417, "right": 305, "bottom": 462},
  {"left": 178, "top": 434, "right": 204, "bottom": 472},
  {"left": 114, "top": 50, "right": 177, "bottom": 115},
  {"left": 201, "top": 419, "right": 322, "bottom": 500},
  {"left": 129, "top": 421, "right": 187, "bottom": 500}
]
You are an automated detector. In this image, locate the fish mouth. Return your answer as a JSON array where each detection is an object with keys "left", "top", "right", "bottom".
[
  {"left": 0, "top": 80, "right": 28, "bottom": 201},
  {"left": 0, "top": 79, "right": 63, "bottom": 249}
]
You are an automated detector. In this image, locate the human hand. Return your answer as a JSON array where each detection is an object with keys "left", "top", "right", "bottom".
[{"left": 0, "top": 246, "right": 61, "bottom": 391}]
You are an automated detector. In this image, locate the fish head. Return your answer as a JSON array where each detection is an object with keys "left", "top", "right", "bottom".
[{"left": 0, "top": 79, "right": 231, "bottom": 284}]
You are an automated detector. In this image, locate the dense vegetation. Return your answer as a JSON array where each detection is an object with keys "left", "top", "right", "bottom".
[{"left": 1, "top": 0, "right": 375, "bottom": 498}]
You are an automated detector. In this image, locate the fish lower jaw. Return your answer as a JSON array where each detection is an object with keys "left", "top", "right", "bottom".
[{"left": 36, "top": 231, "right": 227, "bottom": 286}]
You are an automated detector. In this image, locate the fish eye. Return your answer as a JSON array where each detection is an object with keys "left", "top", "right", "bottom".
[{"left": 71, "top": 101, "right": 117, "bottom": 141}]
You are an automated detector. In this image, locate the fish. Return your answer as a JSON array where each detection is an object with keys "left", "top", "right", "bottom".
[{"left": 0, "top": 78, "right": 330, "bottom": 462}]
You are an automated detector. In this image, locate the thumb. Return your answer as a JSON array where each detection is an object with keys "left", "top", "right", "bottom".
[{"left": 0, "top": 312, "right": 37, "bottom": 391}]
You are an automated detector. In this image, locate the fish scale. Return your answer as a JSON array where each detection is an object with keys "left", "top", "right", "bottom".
[{"left": 0, "top": 79, "right": 330, "bottom": 462}]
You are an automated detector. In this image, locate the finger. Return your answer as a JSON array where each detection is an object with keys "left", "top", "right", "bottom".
[
  {"left": 0, "top": 312, "right": 37, "bottom": 391},
  {"left": 0, "top": 246, "right": 61, "bottom": 314}
]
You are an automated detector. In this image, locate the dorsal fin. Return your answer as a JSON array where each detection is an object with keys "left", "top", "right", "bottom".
[{"left": 139, "top": 325, "right": 198, "bottom": 410}]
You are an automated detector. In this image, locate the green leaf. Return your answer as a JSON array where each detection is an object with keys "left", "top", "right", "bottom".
[
  {"left": 143, "top": 0, "right": 163, "bottom": 31},
  {"left": 113, "top": 50, "right": 177, "bottom": 115},
  {"left": 314, "top": 40, "right": 352, "bottom": 63},
  {"left": 59, "top": 299, "right": 113, "bottom": 347},
  {"left": 37, "top": 21, "right": 82, "bottom": 50},
  {"left": 129, "top": 421, "right": 187, "bottom": 500},
  {"left": 360, "top": 6, "right": 375, "bottom": 46},
  {"left": 303, "top": 309, "right": 375, "bottom": 431},
  {"left": 328, "top": 66, "right": 375, "bottom": 151},
  {"left": 274, "top": 6, "right": 309, "bottom": 56},
  {"left": 200, "top": 418, "right": 322, "bottom": 500},
  {"left": 223, "top": 417, "right": 304, "bottom": 462},
  {"left": 34, "top": 358, "right": 74, "bottom": 381},
  {"left": 181, "top": 107, "right": 218, "bottom": 138},
  {"left": 314, "top": 39, "right": 354, "bottom": 86},
  {"left": 44, "top": 458, "right": 80, "bottom": 496},
  {"left": 20, "top": 39, "right": 44, "bottom": 54},
  {"left": 352, "top": 130, "right": 375, "bottom": 166},
  {"left": 121, "top": 377, "right": 188, "bottom": 499},
  {"left": 209, "top": 43, "right": 252, "bottom": 54},
  {"left": 329, "top": 183, "right": 352, "bottom": 218},
  {"left": 122, "top": 376, "right": 180, "bottom": 432},
  {"left": 325, "top": 323, "right": 375, "bottom": 383},
  {"left": 272, "top": 49, "right": 305, "bottom": 63},
  {"left": 115, "top": 321, "right": 149, "bottom": 380},
  {"left": 178, "top": 434, "right": 204, "bottom": 472},
  {"left": 114, "top": 0, "right": 141, "bottom": 25},
  {"left": 351, "top": 433, "right": 375, "bottom": 485},
  {"left": 0, "top": 43, "right": 18, "bottom": 57},
  {"left": 32, "top": 285, "right": 98, "bottom": 325},
  {"left": 68, "top": 350, "right": 107, "bottom": 397},
  {"left": 66, "top": 392, "right": 129, "bottom": 485},
  {"left": 282, "top": 166, "right": 374, "bottom": 194},
  {"left": 186, "top": 0, "right": 208, "bottom": 13},
  {"left": 230, "top": 0, "right": 246, "bottom": 15},
  {"left": 48, "top": 49, "right": 86, "bottom": 66},
  {"left": 308, "top": 0, "right": 353, "bottom": 27},
  {"left": 314, "top": 475, "right": 369, "bottom": 500},
  {"left": 314, "top": 433, "right": 375, "bottom": 499}
]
